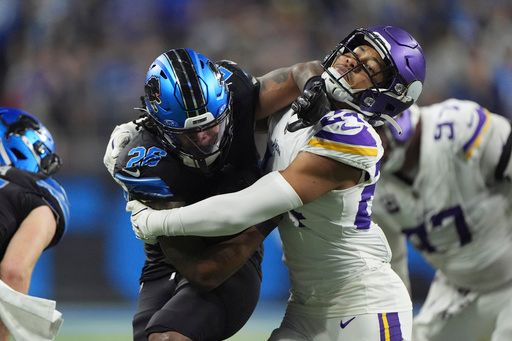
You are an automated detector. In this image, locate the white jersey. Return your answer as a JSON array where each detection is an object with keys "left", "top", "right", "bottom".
[
  {"left": 265, "top": 109, "right": 412, "bottom": 318},
  {"left": 373, "top": 99, "right": 512, "bottom": 292}
]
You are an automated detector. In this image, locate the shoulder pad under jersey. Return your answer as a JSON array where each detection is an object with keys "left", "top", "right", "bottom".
[
  {"left": 114, "top": 129, "right": 173, "bottom": 199},
  {"left": 423, "top": 99, "right": 491, "bottom": 160},
  {"left": 303, "top": 110, "right": 383, "bottom": 172}
]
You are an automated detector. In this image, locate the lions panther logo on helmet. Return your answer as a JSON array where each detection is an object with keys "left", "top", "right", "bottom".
[{"left": 145, "top": 76, "right": 161, "bottom": 113}]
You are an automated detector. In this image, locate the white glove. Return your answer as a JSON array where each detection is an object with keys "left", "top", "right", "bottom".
[
  {"left": 126, "top": 200, "right": 160, "bottom": 244},
  {"left": 103, "top": 121, "right": 139, "bottom": 177}
]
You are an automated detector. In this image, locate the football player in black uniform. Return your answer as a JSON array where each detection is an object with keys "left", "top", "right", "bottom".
[
  {"left": 104, "top": 48, "right": 321, "bottom": 341},
  {"left": 0, "top": 108, "right": 69, "bottom": 341}
]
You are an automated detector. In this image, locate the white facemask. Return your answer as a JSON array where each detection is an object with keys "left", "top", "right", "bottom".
[{"left": 321, "top": 67, "right": 355, "bottom": 104}]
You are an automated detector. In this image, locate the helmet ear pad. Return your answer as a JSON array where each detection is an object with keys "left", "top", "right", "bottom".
[{"left": 356, "top": 88, "right": 412, "bottom": 116}]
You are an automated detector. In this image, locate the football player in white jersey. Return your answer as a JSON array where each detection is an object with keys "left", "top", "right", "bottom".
[
  {"left": 126, "top": 26, "right": 426, "bottom": 340},
  {"left": 372, "top": 99, "right": 512, "bottom": 341}
]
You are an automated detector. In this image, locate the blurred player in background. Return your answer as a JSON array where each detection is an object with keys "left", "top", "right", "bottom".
[
  {"left": 127, "top": 25, "right": 426, "bottom": 340},
  {"left": 0, "top": 108, "right": 69, "bottom": 341},
  {"left": 372, "top": 99, "right": 512, "bottom": 341},
  {"left": 103, "top": 48, "right": 322, "bottom": 340}
]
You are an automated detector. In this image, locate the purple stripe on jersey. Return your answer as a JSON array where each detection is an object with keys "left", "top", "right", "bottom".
[
  {"left": 378, "top": 313, "right": 385, "bottom": 341},
  {"left": 315, "top": 127, "right": 377, "bottom": 148},
  {"left": 354, "top": 183, "right": 376, "bottom": 229},
  {"left": 386, "top": 313, "right": 403, "bottom": 341},
  {"left": 463, "top": 106, "right": 487, "bottom": 153}
]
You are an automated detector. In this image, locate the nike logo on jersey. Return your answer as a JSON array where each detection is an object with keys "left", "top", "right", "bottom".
[
  {"left": 123, "top": 168, "right": 141, "bottom": 177},
  {"left": 339, "top": 122, "right": 360, "bottom": 131},
  {"left": 339, "top": 316, "right": 356, "bottom": 329}
]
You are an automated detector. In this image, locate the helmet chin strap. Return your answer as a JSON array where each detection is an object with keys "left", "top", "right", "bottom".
[
  {"left": 322, "top": 68, "right": 356, "bottom": 104},
  {"left": 322, "top": 68, "right": 370, "bottom": 113},
  {"left": 379, "top": 114, "right": 403, "bottom": 135},
  {"left": 322, "top": 68, "right": 403, "bottom": 134}
]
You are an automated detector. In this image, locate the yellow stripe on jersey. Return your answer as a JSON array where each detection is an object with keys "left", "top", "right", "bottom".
[
  {"left": 382, "top": 313, "right": 391, "bottom": 341},
  {"left": 465, "top": 109, "right": 491, "bottom": 160},
  {"left": 308, "top": 137, "right": 378, "bottom": 156}
]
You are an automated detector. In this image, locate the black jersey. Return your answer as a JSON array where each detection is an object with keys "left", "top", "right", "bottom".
[
  {"left": 0, "top": 166, "right": 69, "bottom": 257},
  {"left": 115, "top": 61, "right": 263, "bottom": 282}
]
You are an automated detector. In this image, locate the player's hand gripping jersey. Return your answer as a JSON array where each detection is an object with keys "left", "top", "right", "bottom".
[
  {"left": 373, "top": 99, "right": 512, "bottom": 291},
  {"left": 264, "top": 109, "right": 411, "bottom": 317},
  {"left": 113, "top": 61, "right": 264, "bottom": 282},
  {"left": 0, "top": 166, "right": 69, "bottom": 256}
]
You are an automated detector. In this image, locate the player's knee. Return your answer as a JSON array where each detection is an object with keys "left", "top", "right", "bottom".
[{"left": 148, "top": 331, "right": 193, "bottom": 341}]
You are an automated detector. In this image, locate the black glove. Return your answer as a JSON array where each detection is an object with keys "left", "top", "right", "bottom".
[{"left": 287, "top": 76, "right": 331, "bottom": 132}]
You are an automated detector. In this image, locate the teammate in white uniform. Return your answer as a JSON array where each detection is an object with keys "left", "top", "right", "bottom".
[
  {"left": 372, "top": 98, "right": 512, "bottom": 341},
  {"left": 126, "top": 26, "right": 426, "bottom": 341}
]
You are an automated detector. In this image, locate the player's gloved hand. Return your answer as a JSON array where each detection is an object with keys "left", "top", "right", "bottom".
[
  {"left": 103, "top": 121, "right": 139, "bottom": 177},
  {"left": 126, "top": 200, "right": 158, "bottom": 244},
  {"left": 287, "top": 76, "right": 331, "bottom": 132}
]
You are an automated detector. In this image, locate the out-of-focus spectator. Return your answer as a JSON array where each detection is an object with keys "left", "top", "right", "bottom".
[{"left": 0, "top": 0, "right": 510, "bottom": 174}]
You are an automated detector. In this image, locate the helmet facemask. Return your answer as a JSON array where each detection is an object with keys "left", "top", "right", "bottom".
[
  {"left": 152, "top": 95, "right": 233, "bottom": 173},
  {"left": 322, "top": 43, "right": 395, "bottom": 110}
]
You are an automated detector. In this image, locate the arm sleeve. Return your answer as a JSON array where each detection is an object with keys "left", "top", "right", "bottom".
[{"left": 147, "top": 171, "right": 302, "bottom": 237}]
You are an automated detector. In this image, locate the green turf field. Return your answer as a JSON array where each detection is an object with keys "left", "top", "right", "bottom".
[
  {"left": 54, "top": 301, "right": 284, "bottom": 341},
  {"left": 56, "top": 332, "right": 270, "bottom": 341}
]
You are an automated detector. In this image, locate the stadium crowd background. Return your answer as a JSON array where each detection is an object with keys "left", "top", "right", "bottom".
[{"left": 0, "top": 0, "right": 510, "bottom": 305}]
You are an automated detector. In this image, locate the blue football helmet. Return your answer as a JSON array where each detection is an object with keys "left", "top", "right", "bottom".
[
  {"left": 143, "top": 48, "right": 233, "bottom": 172},
  {"left": 0, "top": 108, "right": 61, "bottom": 175},
  {"left": 321, "top": 25, "right": 426, "bottom": 129}
]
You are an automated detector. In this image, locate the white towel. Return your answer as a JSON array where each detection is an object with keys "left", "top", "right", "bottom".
[{"left": 0, "top": 280, "right": 63, "bottom": 341}]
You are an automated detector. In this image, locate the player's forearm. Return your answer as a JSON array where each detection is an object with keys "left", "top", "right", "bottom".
[
  {"left": 167, "top": 218, "right": 277, "bottom": 291},
  {"left": 255, "top": 61, "right": 323, "bottom": 120},
  {"left": 143, "top": 171, "right": 301, "bottom": 237},
  {"left": 186, "top": 229, "right": 265, "bottom": 291},
  {"left": 290, "top": 60, "right": 323, "bottom": 90}
]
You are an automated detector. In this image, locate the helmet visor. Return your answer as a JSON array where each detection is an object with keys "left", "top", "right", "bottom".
[{"left": 163, "top": 109, "right": 231, "bottom": 159}]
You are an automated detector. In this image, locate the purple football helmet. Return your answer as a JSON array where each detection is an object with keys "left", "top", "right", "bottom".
[
  {"left": 321, "top": 25, "right": 426, "bottom": 125},
  {"left": 382, "top": 104, "right": 421, "bottom": 173}
]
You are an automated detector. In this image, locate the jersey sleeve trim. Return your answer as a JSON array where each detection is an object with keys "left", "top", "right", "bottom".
[
  {"left": 308, "top": 137, "right": 378, "bottom": 156},
  {"left": 463, "top": 107, "right": 491, "bottom": 160},
  {"left": 114, "top": 173, "right": 174, "bottom": 198}
]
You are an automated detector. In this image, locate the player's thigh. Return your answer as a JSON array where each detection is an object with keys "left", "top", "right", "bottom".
[
  {"left": 133, "top": 275, "right": 177, "bottom": 341},
  {"left": 147, "top": 261, "right": 261, "bottom": 341},
  {"left": 493, "top": 300, "right": 512, "bottom": 341},
  {"left": 270, "top": 309, "right": 412, "bottom": 341},
  {"left": 413, "top": 274, "right": 494, "bottom": 341},
  {"left": 490, "top": 287, "right": 512, "bottom": 341},
  {"left": 212, "top": 258, "right": 262, "bottom": 338}
]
